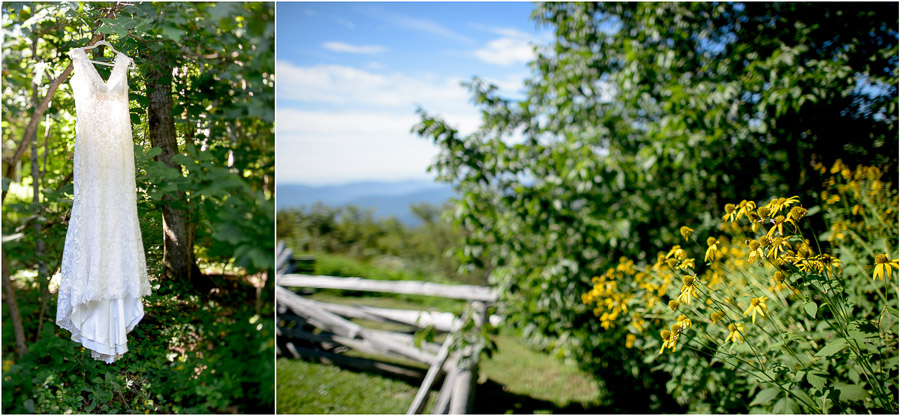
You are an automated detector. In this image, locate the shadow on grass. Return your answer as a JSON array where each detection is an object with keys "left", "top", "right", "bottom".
[{"left": 473, "top": 378, "right": 610, "bottom": 414}]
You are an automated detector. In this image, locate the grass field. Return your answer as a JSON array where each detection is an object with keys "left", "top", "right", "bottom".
[{"left": 276, "top": 291, "right": 604, "bottom": 414}]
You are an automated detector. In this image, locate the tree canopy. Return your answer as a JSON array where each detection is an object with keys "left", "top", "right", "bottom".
[
  {"left": 2, "top": 2, "right": 274, "bottom": 413},
  {"left": 415, "top": 2, "right": 898, "bottom": 412}
]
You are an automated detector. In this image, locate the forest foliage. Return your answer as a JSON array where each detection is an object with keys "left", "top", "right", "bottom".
[
  {"left": 414, "top": 2, "right": 898, "bottom": 413},
  {"left": 277, "top": 202, "right": 490, "bottom": 286},
  {"left": 2, "top": 2, "right": 274, "bottom": 413}
]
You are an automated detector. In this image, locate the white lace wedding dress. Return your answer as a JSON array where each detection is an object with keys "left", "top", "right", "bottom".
[{"left": 56, "top": 48, "right": 152, "bottom": 364}]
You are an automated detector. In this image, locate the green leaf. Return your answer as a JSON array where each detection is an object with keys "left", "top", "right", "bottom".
[
  {"left": 145, "top": 147, "right": 163, "bottom": 158},
  {"left": 804, "top": 302, "right": 817, "bottom": 319},
  {"left": 792, "top": 389, "right": 817, "bottom": 411},
  {"left": 161, "top": 26, "right": 185, "bottom": 42},
  {"left": 836, "top": 383, "right": 867, "bottom": 401},
  {"left": 806, "top": 371, "right": 827, "bottom": 391},
  {"left": 171, "top": 154, "right": 194, "bottom": 166},
  {"left": 815, "top": 339, "right": 847, "bottom": 357},
  {"left": 751, "top": 387, "right": 781, "bottom": 406},
  {"left": 773, "top": 397, "right": 799, "bottom": 413}
]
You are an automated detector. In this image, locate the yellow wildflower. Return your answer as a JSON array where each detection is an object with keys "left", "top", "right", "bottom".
[
  {"left": 821, "top": 254, "right": 843, "bottom": 276},
  {"left": 735, "top": 200, "right": 757, "bottom": 221},
  {"left": 626, "top": 334, "right": 636, "bottom": 349},
  {"left": 704, "top": 237, "right": 719, "bottom": 263},
  {"left": 767, "top": 237, "right": 791, "bottom": 260},
  {"left": 658, "top": 329, "right": 677, "bottom": 354},
  {"left": 666, "top": 245, "right": 686, "bottom": 260},
  {"left": 873, "top": 254, "right": 899, "bottom": 281},
  {"left": 773, "top": 270, "right": 790, "bottom": 291},
  {"left": 631, "top": 315, "right": 646, "bottom": 332},
  {"left": 788, "top": 206, "right": 807, "bottom": 222},
  {"left": 743, "top": 296, "right": 769, "bottom": 324},
  {"left": 757, "top": 206, "right": 770, "bottom": 219},
  {"left": 2, "top": 360, "right": 13, "bottom": 372},
  {"left": 830, "top": 159, "right": 844, "bottom": 174},
  {"left": 722, "top": 203, "right": 736, "bottom": 221},
  {"left": 767, "top": 215, "right": 787, "bottom": 238},
  {"left": 766, "top": 196, "right": 800, "bottom": 215},
  {"left": 710, "top": 311, "right": 724, "bottom": 324},
  {"left": 677, "top": 275, "right": 698, "bottom": 305},
  {"left": 676, "top": 258, "right": 695, "bottom": 270},
  {"left": 680, "top": 226, "right": 694, "bottom": 241},
  {"left": 747, "top": 240, "right": 765, "bottom": 264},
  {"left": 725, "top": 323, "right": 744, "bottom": 344},
  {"left": 677, "top": 314, "right": 692, "bottom": 330},
  {"left": 668, "top": 299, "right": 681, "bottom": 312}
]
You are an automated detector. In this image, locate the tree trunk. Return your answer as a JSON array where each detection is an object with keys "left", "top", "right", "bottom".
[
  {"left": 31, "top": 84, "right": 49, "bottom": 340},
  {"left": 145, "top": 56, "right": 198, "bottom": 282},
  {"left": 2, "top": 254, "right": 28, "bottom": 357}
]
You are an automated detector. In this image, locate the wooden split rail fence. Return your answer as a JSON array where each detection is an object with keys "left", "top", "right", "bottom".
[{"left": 275, "top": 243, "right": 499, "bottom": 414}]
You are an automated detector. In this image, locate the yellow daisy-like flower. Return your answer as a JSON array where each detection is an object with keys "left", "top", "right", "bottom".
[
  {"left": 788, "top": 206, "right": 807, "bottom": 222},
  {"left": 773, "top": 270, "right": 789, "bottom": 291},
  {"left": 709, "top": 310, "right": 724, "bottom": 324},
  {"left": 725, "top": 323, "right": 744, "bottom": 344},
  {"left": 666, "top": 245, "right": 686, "bottom": 260},
  {"left": 631, "top": 315, "right": 646, "bottom": 333},
  {"left": 676, "top": 258, "right": 695, "bottom": 270},
  {"left": 722, "top": 203, "right": 736, "bottom": 222},
  {"left": 766, "top": 196, "right": 800, "bottom": 215},
  {"left": 677, "top": 275, "right": 698, "bottom": 305},
  {"left": 821, "top": 254, "right": 843, "bottom": 276},
  {"left": 680, "top": 226, "right": 694, "bottom": 241},
  {"left": 658, "top": 329, "right": 677, "bottom": 354},
  {"left": 743, "top": 296, "right": 769, "bottom": 324},
  {"left": 767, "top": 237, "right": 792, "bottom": 260},
  {"left": 873, "top": 254, "right": 899, "bottom": 281},
  {"left": 626, "top": 334, "right": 636, "bottom": 349},
  {"left": 677, "top": 314, "right": 692, "bottom": 330},
  {"left": 747, "top": 240, "right": 765, "bottom": 264},
  {"left": 668, "top": 299, "right": 681, "bottom": 312},
  {"left": 767, "top": 215, "right": 787, "bottom": 238},
  {"left": 704, "top": 237, "right": 719, "bottom": 263},
  {"left": 735, "top": 200, "right": 757, "bottom": 221}
]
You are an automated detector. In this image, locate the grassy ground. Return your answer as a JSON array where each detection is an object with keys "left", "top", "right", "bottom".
[{"left": 276, "top": 292, "right": 603, "bottom": 414}]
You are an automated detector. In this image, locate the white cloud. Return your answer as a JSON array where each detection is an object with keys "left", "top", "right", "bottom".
[
  {"left": 277, "top": 62, "right": 474, "bottom": 114},
  {"left": 472, "top": 27, "right": 541, "bottom": 66},
  {"left": 473, "top": 37, "right": 535, "bottom": 66},
  {"left": 322, "top": 41, "right": 387, "bottom": 54},
  {"left": 276, "top": 62, "right": 527, "bottom": 183},
  {"left": 276, "top": 109, "right": 443, "bottom": 184}
]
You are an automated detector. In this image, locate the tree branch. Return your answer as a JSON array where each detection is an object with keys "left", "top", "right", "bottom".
[{"left": 2, "top": 2, "right": 126, "bottom": 202}]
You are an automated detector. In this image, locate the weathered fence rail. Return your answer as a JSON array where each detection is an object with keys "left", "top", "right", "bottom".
[
  {"left": 277, "top": 274, "right": 498, "bottom": 302},
  {"left": 275, "top": 242, "right": 498, "bottom": 414}
]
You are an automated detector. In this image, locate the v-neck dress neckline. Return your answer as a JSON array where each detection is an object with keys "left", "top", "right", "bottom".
[{"left": 75, "top": 48, "right": 126, "bottom": 88}]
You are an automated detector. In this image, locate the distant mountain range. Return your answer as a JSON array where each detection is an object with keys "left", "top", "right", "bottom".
[{"left": 276, "top": 180, "right": 455, "bottom": 225}]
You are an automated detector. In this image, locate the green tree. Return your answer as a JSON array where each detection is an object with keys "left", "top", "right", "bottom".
[
  {"left": 2, "top": 2, "right": 274, "bottom": 413},
  {"left": 415, "top": 2, "right": 898, "bottom": 411}
]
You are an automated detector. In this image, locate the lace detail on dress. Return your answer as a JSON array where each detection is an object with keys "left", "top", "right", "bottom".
[{"left": 56, "top": 48, "right": 151, "bottom": 364}]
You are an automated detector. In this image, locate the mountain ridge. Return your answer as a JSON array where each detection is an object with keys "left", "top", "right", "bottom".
[{"left": 276, "top": 180, "right": 454, "bottom": 225}]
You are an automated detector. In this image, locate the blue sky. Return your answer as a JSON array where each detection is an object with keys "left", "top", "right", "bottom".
[{"left": 276, "top": 2, "right": 552, "bottom": 185}]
